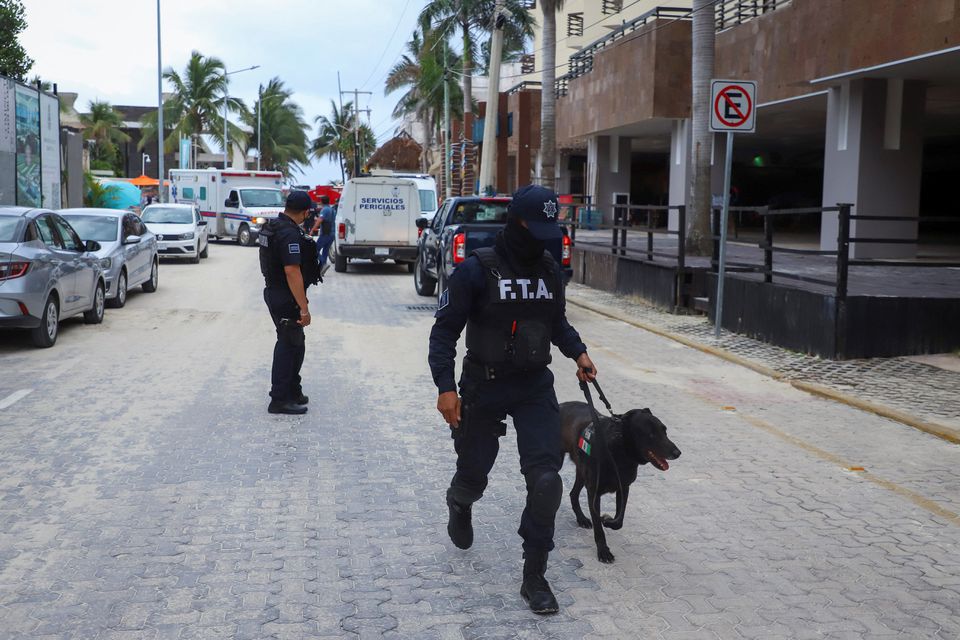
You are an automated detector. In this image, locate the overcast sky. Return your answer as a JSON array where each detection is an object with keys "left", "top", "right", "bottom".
[{"left": 20, "top": 0, "right": 427, "bottom": 186}]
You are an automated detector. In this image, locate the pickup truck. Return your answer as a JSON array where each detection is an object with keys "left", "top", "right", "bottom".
[{"left": 413, "top": 196, "right": 572, "bottom": 297}]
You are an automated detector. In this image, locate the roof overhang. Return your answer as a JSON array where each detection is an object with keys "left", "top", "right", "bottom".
[{"left": 810, "top": 45, "right": 960, "bottom": 86}]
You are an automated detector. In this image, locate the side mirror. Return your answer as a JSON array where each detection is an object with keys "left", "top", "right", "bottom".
[
  {"left": 225, "top": 198, "right": 239, "bottom": 208},
  {"left": 85, "top": 240, "right": 102, "bottom": 252},
  {"left": 123, "top": 235, "right": 141, "bottom": 245},
  {"left": 415, "top": 217, "right": 429, "bottom": 230},
  {"left": 198, "top": 220, "right": 207, "bottom": 227}
]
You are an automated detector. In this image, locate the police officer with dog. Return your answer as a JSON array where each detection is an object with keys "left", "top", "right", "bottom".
[
  {"left": 260, "top": 190, "right": 322, "bottom": 415},
  {"left": 428, "top": 184, "right": 597, "bottom": 615}
]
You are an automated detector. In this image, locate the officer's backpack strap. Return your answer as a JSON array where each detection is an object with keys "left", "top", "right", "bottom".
[{"left": 470, "top": 247, "right": 500, "bottom": 272}]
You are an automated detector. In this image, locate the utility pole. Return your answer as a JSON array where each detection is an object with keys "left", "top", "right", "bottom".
[
  {"left": 443, "top": 42, "right": 452, "bottom": 199},
  {"left": 341, "top": 88, "right": 372, "bottom": 178},
  {"left": 479, "top": 0, "right": 507, "bottom": 195},
  {"left": 155, "top": 0, "right": 164, "bottom": 201},
  {"left": 337, "top": 72, "right": 346, "bottom": 183}
]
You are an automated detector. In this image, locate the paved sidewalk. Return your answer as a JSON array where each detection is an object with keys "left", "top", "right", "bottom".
[{"left": 566, "top": 284, "right": 960, "bottom": 436}]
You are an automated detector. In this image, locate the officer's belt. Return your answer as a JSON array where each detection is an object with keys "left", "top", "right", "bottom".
[{"left": 463, "top": 357, "right": 541, "bottom": 382}]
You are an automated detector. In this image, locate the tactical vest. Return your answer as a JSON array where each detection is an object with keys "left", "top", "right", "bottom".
[
  {"left": 259, "top": 217, "right": 321, "bottom": 289},
  {"left": 465, "top": 247, "right": 561, "bottom": 369}
]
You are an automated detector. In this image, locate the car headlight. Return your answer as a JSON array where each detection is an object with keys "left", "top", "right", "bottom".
[
  {"left": 253, "top": 217, "right": 266, "bottom": 225},
  {"left": 99, "top": 257, "right": 112, "bottom": 269},
  {"left": 179, "top": 232, "right": 195, "bottom": 240}
]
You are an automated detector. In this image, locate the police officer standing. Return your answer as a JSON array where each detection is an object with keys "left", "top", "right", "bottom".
[
  {"left": 428, "top": 184, "right": 597, "bottom": 614},
  {"left": 260, "top": 190, "right": 321, "bottom": 415}
]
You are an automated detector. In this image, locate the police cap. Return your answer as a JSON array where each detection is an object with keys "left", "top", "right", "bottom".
[
  {"left": 286, "top": 190, "right": 313, "bottom": 212},
  {"left": 507, "top": 184, "right": 563, "bottom": 241}
]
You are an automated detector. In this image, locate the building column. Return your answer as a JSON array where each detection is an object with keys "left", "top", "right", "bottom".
[
  {"left": 821, "top": 78, "right": 926, "bottom": 258},
  {"left": 587, "top": 135, "right": 631, "bottom": 225},
  {"left": 668, "top": 119, "right": 691, "bottom": 231}
]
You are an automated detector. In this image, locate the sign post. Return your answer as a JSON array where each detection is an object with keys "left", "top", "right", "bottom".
[{"left": 710, "top": 79, "right": 756, "bottom": 338}]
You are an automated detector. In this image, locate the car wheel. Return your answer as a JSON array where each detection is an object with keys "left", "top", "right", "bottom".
[
  {"left": 142, "top": 259, "right": 159, "bottom": 292},
  {"left": 238, "top": 224, "right": 252, "bottom": 246},
  {"left": 83, "top": 281, "right": 106, "bottom": 324},
  {"left": 334, "top": 253, "right": 348, "bottom": 273},
  {"left": 30, "top": 295, "right": 59, "bottom": 348},
  {"left": 200, "top": 242, "right": 209, "bottom": 259},
  {"left": 414, "top": 256, "right": 436, "bottom": 297},
  {"left": 190, "top": 244, "right": 200, "bottom": 264},
  {"left": 107, "top": 270, "right": 127, "bottom": 309}
]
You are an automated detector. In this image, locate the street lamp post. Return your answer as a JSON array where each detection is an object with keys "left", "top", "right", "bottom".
[
  {"left": 142, "top": 153, "right": 151, "bottom": 176},
  {"left": 222, "top": 64, "right": 260, "bottom": 169}
]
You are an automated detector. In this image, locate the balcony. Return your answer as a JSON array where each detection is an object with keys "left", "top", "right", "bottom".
[{"left": 715, "top": 0, "right": 792, "bottom": 31}]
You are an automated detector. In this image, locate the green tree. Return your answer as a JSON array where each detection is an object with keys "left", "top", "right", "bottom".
[
  {"left": 385, "top": 27, "right": 463, "bottom": 170},
  {"left": 80, "top": 100, "right": 131, "bottom": 177},
  {"left": 140, "top": 51, "right": 247, "bottom": 158},
  {"left": 311, "top": 101, "right": 376, "bottom": 179},
  {"left": 241, "top": 77, "right": 309, "bottom": 177},
  {"left": 539, "top": 0, "right": 563, "bottom": 190},
  {"left": 0, "top": 0, "right": 32, "bottom": 80},
  {"left": 83, "top": 173, "right": 120, "bottom": 207},
  {"left": 419, "top": 0, "right": 535, "bottom": 142}
]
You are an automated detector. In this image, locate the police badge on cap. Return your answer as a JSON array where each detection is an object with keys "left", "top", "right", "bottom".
[{"left": 507, "top": 184, "right": 563, "bottom": 241}]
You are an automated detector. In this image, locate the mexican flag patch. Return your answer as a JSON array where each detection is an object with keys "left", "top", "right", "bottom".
[{"left": 579, "top": 424, "right": 595, "bottom": 456}]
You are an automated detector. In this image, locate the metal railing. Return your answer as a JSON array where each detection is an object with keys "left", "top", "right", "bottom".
[
  {"left": 710, "top": 205, "right": 960, "bottom": 301},
  {"left": 715, "top": 0, "right": 792, "bottom": 31},
  {"left": 557, "top": 6, "right": 692, "bottom": 94},
  {"left": 571, "top": 203, "right": 687, "bottom": 267}
]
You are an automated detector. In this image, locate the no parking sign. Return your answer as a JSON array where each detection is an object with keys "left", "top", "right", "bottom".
[{"left": 710, "top": 80, "right": 757, "bottom": 133}]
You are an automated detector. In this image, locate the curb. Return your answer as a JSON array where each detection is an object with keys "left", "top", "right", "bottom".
[{"left": 568, "top": 296, "right": 960, "bottom": 445}]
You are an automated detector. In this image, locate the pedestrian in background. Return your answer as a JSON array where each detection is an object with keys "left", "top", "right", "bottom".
[
  {"left": 310, "top": 195, "right": 336, "bottom": 273},
  {"left": 428, "top": 184, "right": 597, "bottom": 615},
  {"left": 258, "top": 191, "right": 322, "bottom": 415}
]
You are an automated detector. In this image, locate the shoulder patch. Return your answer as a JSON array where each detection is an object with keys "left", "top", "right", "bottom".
[
  {"left": 288, "top": 243, "right": 301, "bottom": 254},
  {"left": 438, "top": 288, "right": 450, "bottom": 311}
]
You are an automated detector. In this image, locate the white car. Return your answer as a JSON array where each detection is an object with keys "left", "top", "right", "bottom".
[{"left": 141, "top": 203, "right": 209, "bottom": 263}]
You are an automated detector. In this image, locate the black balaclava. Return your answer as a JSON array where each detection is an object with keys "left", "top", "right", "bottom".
[{"left": 497, "top": 212, "right": 545, "bottom": 269}]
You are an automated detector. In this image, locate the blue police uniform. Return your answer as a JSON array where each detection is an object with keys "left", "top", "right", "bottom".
[{"left": 260, "top": 211, "right": 312, "bottom": 408}]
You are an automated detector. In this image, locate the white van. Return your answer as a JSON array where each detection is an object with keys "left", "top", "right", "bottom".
[
  {"left": 333, "top": 176, "right": 420, "bottom": 273},
  {"left": 169, "top": 169, "right": 285, "bottom": 246},
  {"left": 369, "top": 171, "right": 438, "bottom": 219}
]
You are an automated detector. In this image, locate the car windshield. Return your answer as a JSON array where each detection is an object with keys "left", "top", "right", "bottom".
[
  {"left": 240, "top": 189, "right": 284, "bottom": 207},
  {"left": 0, "top": 217, "right": 21, "bottom": 242},
  {"left": 62, "top": 215, "right": 118, "bottom": 241},
  {"left": 142, "top": 207, "right": 193, "bottom": 224},
  {"left": 450, "top": 201, "right": 510, "bottom": 224},
  {"left": 419, "top": 190, "right": 437, "bottom": 214}
]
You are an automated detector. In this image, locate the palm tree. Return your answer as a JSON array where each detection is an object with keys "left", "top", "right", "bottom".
[
  {"left": 311, "top": 101, "right": 376, "bottom": 179},
  {"left": 386, "top": 27, "right": 463, "bottom": 171},
  {"left": 420, "top": 0, "right": 535, "bottom": 146},
  {"left": 242, "top": 78, "right": 309, "bottom": 178},
  {"left": 140, "top": 51, "right": 247, "bottom": 158},
  {"left": 80, "top": 100, "right": 130, "bottom": 176},
  {"left": 689, "top": 0, "right": 716, "bottom": 255},
  {"left": 539, "top": 0, "right": 564, "bottom": 191}
]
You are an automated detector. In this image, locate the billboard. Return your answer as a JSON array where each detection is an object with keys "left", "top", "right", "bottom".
[
  {"left": 15, "top": 84, "right": 41, "bottom": 207},
  {"left": 40, "top": 93, "right": 61, "bottom": 208},
  {"left": 0, "top": 77, "right": 14, "bottom": 205}
]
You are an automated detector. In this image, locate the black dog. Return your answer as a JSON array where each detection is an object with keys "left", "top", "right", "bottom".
[{"left": 560, "top": 401, "right": 681, "bottom": 563}]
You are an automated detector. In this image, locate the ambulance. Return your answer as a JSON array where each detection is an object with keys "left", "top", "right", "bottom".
[{"left": 168, "top": 169, "right": 285, "bottom": 246}]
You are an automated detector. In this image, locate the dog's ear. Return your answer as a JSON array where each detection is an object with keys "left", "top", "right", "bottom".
[{"left": 641, "top": 408, "right": 652, "bottom": 414}]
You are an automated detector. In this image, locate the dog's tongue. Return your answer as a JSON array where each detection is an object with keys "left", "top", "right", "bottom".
[{"left": 646, "top": 450, "right": 669, "bottom": 471}]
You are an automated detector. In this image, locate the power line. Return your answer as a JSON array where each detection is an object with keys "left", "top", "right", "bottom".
[{"left": 359, "top": 0, "right": 416, "bottom": 91}]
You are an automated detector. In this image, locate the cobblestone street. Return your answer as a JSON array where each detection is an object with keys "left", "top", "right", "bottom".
[{"left": 1, "top": 245, "right": 959, "bottom": 639}]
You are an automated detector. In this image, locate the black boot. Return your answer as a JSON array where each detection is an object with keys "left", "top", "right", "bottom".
[
  {"left": 446, "top": 489, "right": 473, "bottom": 550},
  {"left": 520, "top": 551, "right": 559, "bottom": 614}
]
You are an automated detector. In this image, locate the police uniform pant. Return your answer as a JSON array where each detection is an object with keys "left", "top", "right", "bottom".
[
  {"left": 449, "top": 367, "right": 563, "bottom": 553},
  {"left": 263, "top": 286, "right": 305, "bottom": 402}
]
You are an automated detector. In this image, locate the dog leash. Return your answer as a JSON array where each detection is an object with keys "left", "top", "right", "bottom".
[{"left": 579, "top": 371, "right": 627, "bottom": 518}]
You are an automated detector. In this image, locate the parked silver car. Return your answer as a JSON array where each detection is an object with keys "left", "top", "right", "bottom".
[
  {"left": 60, "top": 208, "right": 159, "bottom": 308},
  {"left": 0, "top": 207, "right": 107, "bottom": 347}
]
